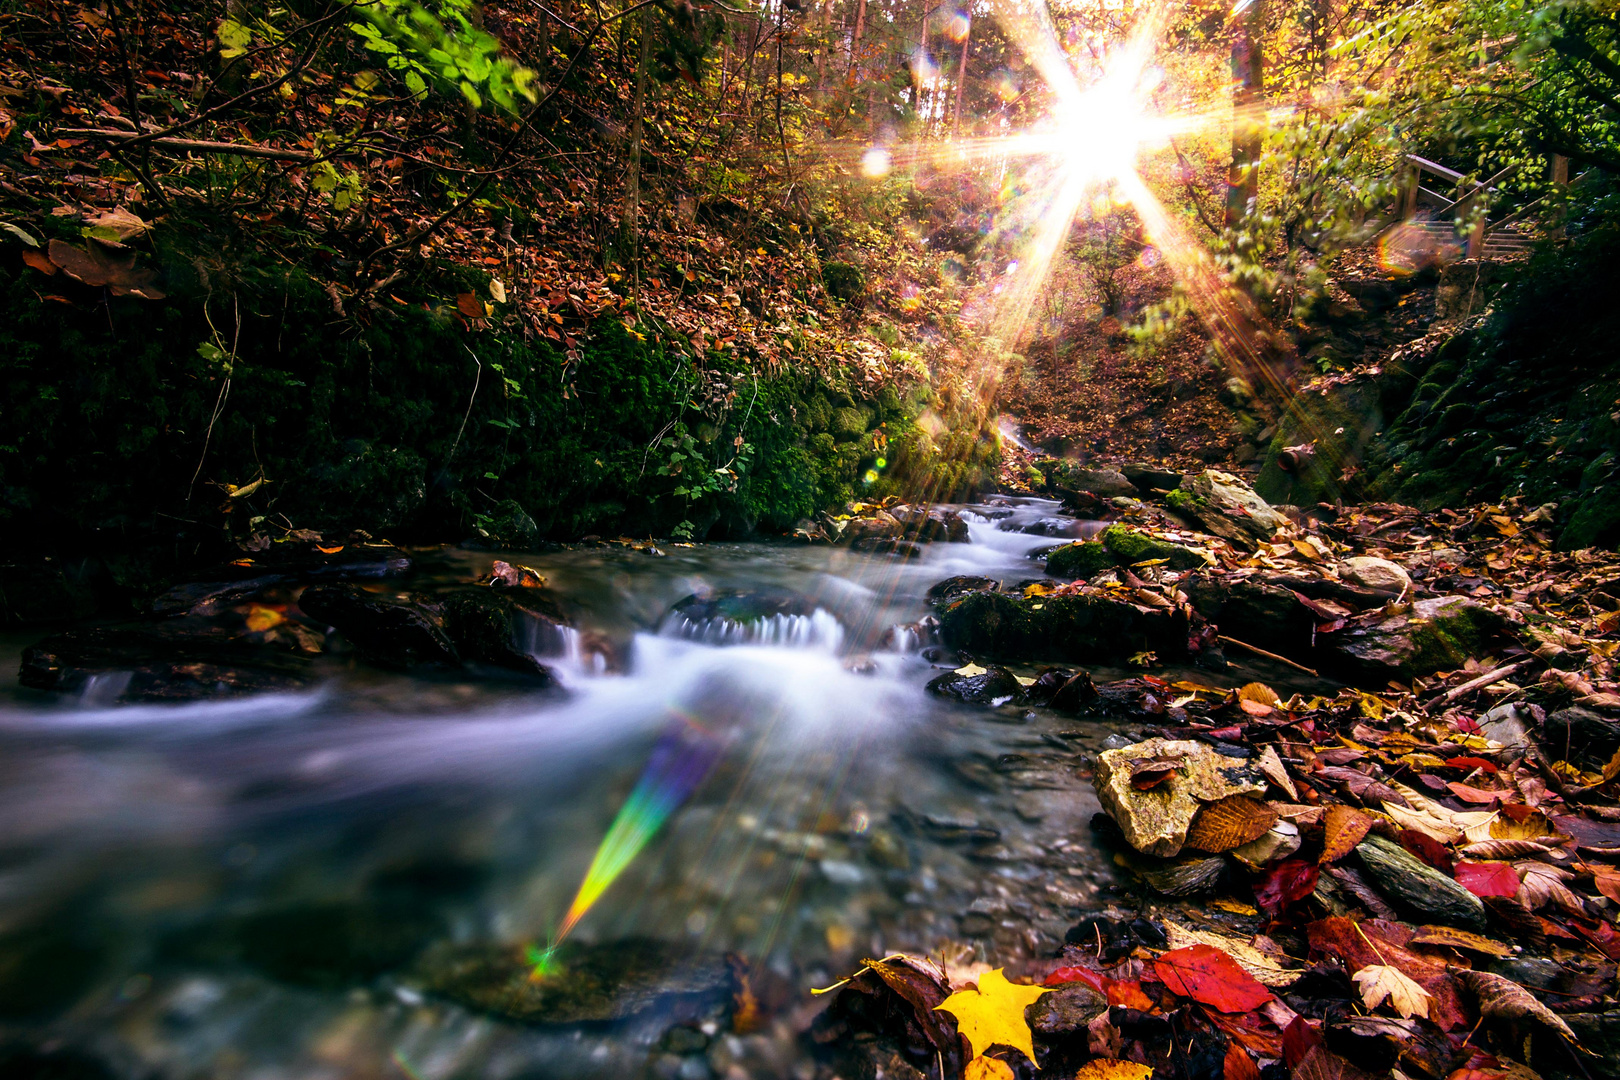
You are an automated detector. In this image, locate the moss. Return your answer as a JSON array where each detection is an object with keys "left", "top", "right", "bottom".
[
  {"left": 1044, "top": 541, "right": 1114, "bottom": 579},
  {"left": 821, "top": 261, "right": 864, "bottom": 301},
  {"left": 937, "top": 590, "right": 1035, "bottom": 658},
  {"left": 1099, "top": 524, "right": 1206, "bottom": 570},
  {"left": 831, "top": 407, "right": 867, "bottom": 440}
]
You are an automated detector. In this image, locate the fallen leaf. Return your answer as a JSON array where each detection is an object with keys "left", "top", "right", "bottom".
[
  {"left": 244, "top": 604, "right": 285, "bottom": 632},
  {"left": 1153, "top": 944, "right": 1273, "bottom": 1012},
  {"left": 933, "top": 968, "right": 1050, "bottom": 1064},
  {"left": 1254, "top": 858, "right": 1319, "bottom": 913},
  {"left": 45, "top": 238, "right": 164, "bottom": 298},
  {"left": 1130, "top": 754, "right": 1185, "bottom": 791},
  {"left": 456, "top": 291, "right": 484, "bottom": 317},
  {"left": 84, "top": 205, "right": 151, "bottom": 241},
  {"left": 1224, "top": 1044, "right": 1262, "bottom": 1080},
  {"left": 1457, "top": 839, "right": 1549, "bottom": 859},
  {"left": 1257, "top": 744, "right": 1298, "bottom": 799},
  {"left": 21, "top": 248, "right": 55, "bottom": 275},
  {"left": 1409, "top": 926, "right": 1514, "bottom": 956},
  {"left": 1454, "top": 861, "right": 1520, "bottom": 898},
  {"left": 1320, "top": 805, "right": 1373, "bottom": 864},
  {"left": 1161, "top": 919, "right": 1301, "bottom": 987},
  {"left": 964, "top": 1057, "right": 1014, "bottom": 1080},
  {"left": 489, "top": 277, "right": 507, "bottom": 304},
  {"left": 1187, "top": 796, "right": 1280, "bottom": 853},
  {"left": 1453, "top": 968, "right": 1579, "bottom": 1043},
  {"left": 1294, "top": 1043, "right": 1383, "bottom": 1080},
  {"left": 1074, "top": 1059, "right": 1153, "bottom": 1080},
  {"left": 1352, "top": 963, "right": 1434, "bottom": 1019}
]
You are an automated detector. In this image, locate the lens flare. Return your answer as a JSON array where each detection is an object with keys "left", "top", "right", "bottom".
[
  {"left": 861, "top": 147, "right": 893, "bottom": 178},
  {"left": 547, "top": 710, "right": 725, "bottom": 952}
]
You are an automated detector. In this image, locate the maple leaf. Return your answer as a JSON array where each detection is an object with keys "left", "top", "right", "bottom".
[
  {"left": 1454, "top": 860, "right": 1520, "bottom": 898},
  {"left": 1351, "top": 963, "right": 1434, "bottom": 1019},
  {"left": 933, "top": 967, "right": 1051, "bottom": 1064},
  {"left": 1153, "top": 944, "right": 1273, "bottom": 1012},
  {"left": 964, "top": 1058, "right": 1014, "bottom": 1080}
]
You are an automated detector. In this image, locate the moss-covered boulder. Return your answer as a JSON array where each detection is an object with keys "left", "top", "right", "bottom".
[
  {"left": 1167, "top": 471, "right": 1289, "bottom": 546},
  {"left": 1039, "top": 592, "right": 1181, "bottom": 662},
  {"left": 1325, "top": 596, "right": 1506, "bottom": 684},
  {"left": 1098, "top": 524, "right": 1209, "bottom": 570},
  {"left": 440, "top": 588, "right": 566, "bottom": 681},
  {"left": 1044, "top": 541, "right": 1114, "bottom": 579},
  {"left": 297, "top": 583, "right": 460, "bottom": 669},
  {"left": 1032, "top": 459, "right": 1138, "bottom": 499},
  {"left": 937, "top": 590, "right": 1036, "bottom": 658}
]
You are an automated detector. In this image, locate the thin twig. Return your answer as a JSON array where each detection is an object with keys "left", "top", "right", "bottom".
[
  {"left": 448, "top": 345, "right": 484, "bottom": 462},
  {"left": 60, "top": 130, "right": 317, "bottom": 161},
  {"left": 1423, "top": 660, "right": 1530, "bottom": 709},
  {"left": 1218, "top": 635, "right": 1319, "bottom": 677}
]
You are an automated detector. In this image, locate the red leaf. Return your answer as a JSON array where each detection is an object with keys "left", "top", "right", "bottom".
[
  {"left": 1044, "top": 965, "right": 1153, "bottom": 1009},
  {"left": 21, "top": 249, "right": 56, "bottom": 275},
  {"left": 1305, "top": 918, "right": 1471, "bottom": 1030},
  {"left": 1225, "top": 1041, "right": 1262, "bottom": 1080},
  {"left": 1152, "top": 944, "right": 1273, "bottom": 1013},
  {"left": 1045, "top": 965, "right": 1098, "bottom": 989},
  {"left": 1400, "top": 829, "right": 1455, "bottom": 875},
  {"left": 1254, "top": 858, "right": 1319, "bottom": 913},
  {"left": 1454, "top": 861, "right": 1520, "bottom": 898},
  {"left": 1282, "top": 1016, "right": 1323, "bottom": 1069},
  {"left": 1444, "top": 756, "right": 1498, "bottom": 774}
]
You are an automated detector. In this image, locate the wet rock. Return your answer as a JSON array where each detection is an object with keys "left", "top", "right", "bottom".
[
  {"left": 1479, "top": 703, "right": 1534, "bottom": 759},
  {"left": 416, "top": 938, "right": 733, "bottom": 1024},
  {"left": 890, "top": 504, "right": 970, "bottom": 543},
  {"left": 1339, "top": 556, "right": 1412, "bottom": 595},
  {"left": 841, "top": 511, "right": 904, "bottom": 543},
  {"left": 485, "top": 560, "right": 547, "bottom": 589},
  {"left": 926, "top": 576, "right": 1000, "bottom": 604},
  {"left": 1122, "top": 464, "right": 1185, "bottom": 492},
  {"left": 937, "top": 591, "right": 1036, "bottom": 658},
  {"left": 19, "top": 624, "right": 313, "bottom": 701},
  {"left": 1092, "top": 738, "right": 1266, "bottom": 857},
  {"left": 1031, "top": 984, "right": 1108, "bottom": 1035},
  {"left": 1098, "top": 524, "right": 1209, "bottom": 571},
  {"left": 1165, "top": 471, "right": 1289, "bottom": 546},
  {"left": 1182, "top": 574, "right": 1315, "bottom": 656},
  {"left": 670, "top": 589, "right": 816, "bottom": 624},
  {"left": 925, "top": 665, "right": 1024, "bottom": 705},
  {"left": 1045, "top": 541, "right": 1114, "bottom": 579},
  {"left": 0, "top": 915, "right": 106, "bottom": 1018},
  {"left": 1540, "top": 706, "right": 1620, "bottom": 772},
  {"left": 1562, "top": 1010, "right": 1620, "bottom": 1076},
  {"left": 151, "top": 574, "right": 287, "bottom": 616},
  {"left": 1009, "top": 516, "right": 1092, "bottom": 538},
  {"left": 0, "top": 561, "right": 98, "bottom": 626},
  {"left": 1048, "top": 671, "right": 1101, "bottom": 713},
  {"left": 1357, "top": 833, "right": 1487, "bottom": 931},
  {"left": 1036, "top": 461, "right": 1139, "bottom": 499},
  {"left": 298, "top": 583, "right": 460, "bottom": 669},
  {"left": 1039, "top": 592, "right": 1184, "bottom": 663},
  {"left": 195, "top": 539, "right": 411, "bottom": 582},
  {"left": 851, "top": 536, "right": 924, "bottom": 559},
  {"left": 440, "top": 589, "right": 567, "bottom": 681},
  {"left": 1326, "top": 596, "right": 1506, "bottom": 683}
]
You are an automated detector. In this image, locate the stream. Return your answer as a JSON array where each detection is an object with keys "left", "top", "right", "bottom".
[{"left": 0, "top": 498, "right": 1280, "bottom": 1080}]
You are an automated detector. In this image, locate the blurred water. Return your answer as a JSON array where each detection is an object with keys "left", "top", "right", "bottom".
[{"left": 0, "top": 499, "right": 1134, "bottom": 1079}]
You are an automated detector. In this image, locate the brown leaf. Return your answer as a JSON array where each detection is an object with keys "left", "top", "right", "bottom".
[
  {"left": 1292, "top": 1043, "right": 1382, "bottom": 1080},
  {"left": 45, "top": 239, "right": 164, "bottom": 298},
  {"left": 1457, "top": 839, "right": 1550, "bottom": 860},
  {"left": 1257, "top": 744, "right": 1298, "bottom": 799},
  {"left": 1452, "top": 967, "right": 1579, "bottom": 1043},
  {"left": 1319, "top": 806, "right": 1373, "bottom": 864},
  {"left": 456, "top": 291, "right": 484, "bottom": 317},
  {"left": 1130, "top": 754, "right": 1185, "bottom": 791},
  {"left": 1408, "top": 926, "right": 1514, "bottom": 957},
  {"left": 1351, "top": 963, "right": 1433, "bottom": 1020},
  {"left": 21, "top": 248, "right": 55, "bottom": 275},
  {"left": 1187, "top": 796, "right": 1281, "bottom": 853}
]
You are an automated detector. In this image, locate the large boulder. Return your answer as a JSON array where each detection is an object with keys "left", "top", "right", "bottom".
[
  {"left": 1035, "top": 460, "right": 1139, "bottom": 499},
  {"left": 1092, "top": 738, "right": 1267, "bottom": 857},
  {"left": 1098, "top": 524, "right": 1210, "bottom": 570},
  {"left": 439, "top": 589, "right": 566, "bottom": 682},
  {"left": 1166, "top": 471, "right": 1289, "bottom": 547},
  {"left": 297, "top": 583, "right": 460, "bottom": 669},
  {"left": 840, "top": 511, "right": 904, "bottom": 544},
  {"left": 939, "top": 587, "right": 1186, "bottom": 663},
  {"left": 1325, "top": 595, "right": 1505, "bottom": 683},
  {"left": 890, "top": 504, "right": 970, "bottom": 543},
  {"left": 1044, "top": 541, "right": 1113, "bottom": 579},
  {"left": 1182, "top": 574, "right": 1316, "bottom": 656},
  {"left": 937, "top": 590, "right": 1036, "bottom": 658}
]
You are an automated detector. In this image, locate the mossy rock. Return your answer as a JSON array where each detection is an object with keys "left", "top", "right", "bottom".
[
  {"left": 1327, "top": 596, "right": 1503, "bottom": 683},
  {"left": 1099, "top": 524, "right": 1207, "bottom": 570},
  {"left": 831, "top": 407, "right": 868, "bottom": 440},
  {"left": 937, "top": 590, "right": 1036, "bottom": 658},
  {"left": 1044, "top": 541, "right": 1114, "bottom": 579},
  {"left": 1037, "top": 593, "right": 1175, "bottom": 662},
  {"left": 474, "top": 499, "right": 540, "bottom": 550},
  {"left": 439, "top": 588, "right": 566, "bottom": 680},
  {"left": 1560, "top": 487, "right": 1620, "bottom": 550}
]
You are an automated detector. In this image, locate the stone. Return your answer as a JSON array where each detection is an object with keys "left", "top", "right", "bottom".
[
  {"left": 1356, "top": 833, "right": 1487, "bottom": 931},
  {"left": 1339, "top": 556, "right": 1412, "bottom": 595},
  {"left": 439, "top": 589, "right": 566, "bottom": 681},
  {"left": 926, "top": 576, "right": 1000, "bottom": 604},
  {"left": 1098, "top": 524, "right": 1210, "bottom": 570},
  {"left": 415, "top": 938, "right": 733, "bottom": 1025},
  {"left": 840, "top": 510, "right": 903, "bottom": 543},
  {"left": 1478, "top": 703, "right": 1534, "bottom": 760},
  {"left": 851, "top": 536, "right": 924, "bottom": 559},
  {"left": 1182, "top": 574, "right": 1315, "bottom": 656},
  {"left": 1228, "top": 820, "right": 1302, "bottom": 870},
  {"left": 1031, "top": 984, "right": 1108, "bottom": 1035},
  {"left": 937, "top": 590, "right": 1036, "bottom": 658},
  {"left": 18, "top": 624, "right": 314, "bottom": 702},
  {"left": 1092, "top": 738, "right": 1266, "bottom": 857},
  {"left": 925, "top": 665, "right": 1024, "bottom": 705},
  {"left": 1036, "top": 460, "right": 1139, "bottom": 499},
  {"left": 1039, "top": 591, "right": 1184, "bottom": 663},
  {"left": 890, "top": 504, "right": 970, "bottom": 543},
  {"left": 471, "top": 499, "right": 540, "bottom": 550},
  {"left": 297, "top": 583, "right": 460, "bottom": 669},
  {"left": 151, "top": 574, "right": 288, "bottom": 616},
  {"left": 1327, "top": 595, "right": 1505, "bottom": 683},
  {"left": 1170, "top": 470, "right": 1290, "bottom": 544},
  {"left": 1044, "top": 541, "right": 1114, "bottom": 579},
  {"left": 1122, "top": 464, "right": 1185, "bottom": 492},
  {"left": 183, "top": 900, "right": 445, "bottom": 989},
  {"left": 1539, "top": 706, "right": 1620, "bottom": 772}
]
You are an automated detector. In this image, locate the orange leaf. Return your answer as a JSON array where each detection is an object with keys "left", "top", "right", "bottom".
[
  {"left": 1319, "top": 805, "right": 1373, "bottom": 864},
  {"left": 1224, "top": 1041, "right": 1262, "bottom": 1080},
  {"left": 1186, "top": 796, "right": 1279, "bottom": 853},
  {"left": 21, "top": 248, "right": 56, "bottom": 275}
]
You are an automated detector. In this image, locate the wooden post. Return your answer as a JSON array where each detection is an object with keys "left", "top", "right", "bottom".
[{"left": 1401, "top": 160, "right": 1419, "bottom": 221}]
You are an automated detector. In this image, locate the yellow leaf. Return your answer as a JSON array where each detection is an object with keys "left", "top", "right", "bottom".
[
  {"left": 934, "top": 968, "right": 1050, "bottom": 1064},
  {"left": 1352, "top": 963, "right": 1433, "bottom": 1019},
  {"left": 954, "top": 663, "right": 988, "bottom": 678},
  {"left": 965, "top": 1057, "right": 1016, "bottom": 1080},
  {"left": 1210, "top": 898, "right": 1259, "bottom": 916},
  {"left": 244, "top": 604, "right": 285, "bottom": 632},
  {"left": 1074, "top": 1060, "right": 1154, "bottom": 1080}
]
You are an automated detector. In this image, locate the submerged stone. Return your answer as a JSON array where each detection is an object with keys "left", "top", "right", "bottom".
[{"left": 416, "top": 938, "right": 733, "bottom": 1025}]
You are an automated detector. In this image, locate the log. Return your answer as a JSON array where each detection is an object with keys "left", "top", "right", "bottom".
[{"left": 58, "top": 129, "right": 315, "bottom": 162}]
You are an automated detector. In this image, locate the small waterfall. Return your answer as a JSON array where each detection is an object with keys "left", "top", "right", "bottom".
[{"left": 661, "top": 609, "right": 845, "bottom": 651}]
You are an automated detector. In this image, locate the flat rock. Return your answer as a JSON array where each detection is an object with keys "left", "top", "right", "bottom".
[
  {"left": 1357, "top": 833, "right": 1486, "bottom": 931},
  {"left": 1339, "top": 556, "right": 1412, "bottom": 595},
  {"left": 298, "top": 583, "right": 459, "bottom": 669},
  {"left": 19, "top": 624, "right": 313, "bottom": 702},
  {"left": 1327, "top": 596, "right": 1505, "bottom": 683},
  {"left": 1169, "top": 470, "right": 1289, "bottom": 544},
  {"left": 926, "top": 576, "right": 1000, "bottom": 604},
  {"left": 1092, "top": 738, "right": 1266, "bottom": 857}
]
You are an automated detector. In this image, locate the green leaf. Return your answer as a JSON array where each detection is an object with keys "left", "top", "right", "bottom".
[{"left": 0, "top": 221, "right": 40, "bottom": 247}]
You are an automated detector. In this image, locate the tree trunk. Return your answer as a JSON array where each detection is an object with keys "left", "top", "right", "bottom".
[
  {"left": 953, "top": 25, "right": 969, "bottom": 135},
  {"left": 624, "top": 6, "right": 653, "bottom": 292},
  {"left": 1225, "top": 0, "right": 1264, "bottom": 226}
]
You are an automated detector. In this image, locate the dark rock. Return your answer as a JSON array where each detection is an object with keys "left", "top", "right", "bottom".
[
  {"left": 472, "top": 499, "right": 540, "bottom": 550},
  {"left": 151, "top": 574, "right": 288, "bottom": 616},
  {"left": 1122, "top": 465, "right": 1185, "bottom": 492},
  {"left": 926, "top": 576, "right": 1000, "bottom": 604},
  {"left": 1357, "top": 833, "right": 1486, "bottom": 931},
  {"left": 194, "top": 540, "right": 410, "bottom": 582},
  {"left": 1183, "top": 574, "right": 1315, "bottom": 656},
  {"left": 297, "top": 583, "right": 459, "bottom": 669},
  {"left": 851, "top": 536, "right": 924, "bottom": 559},
  {"left": 1039, "top": 592, "right": 1183, "bottom": 663},
  {"left": 1562, "top": 1010, "right": 1620, "bottom": 1077},
  {"left": 440, "top": 589, "right": 568, "bottom": 681},
  {"left": 19, "top": 624, "right": 313, "bottom": 701},
  {"left": 925, "top": 665, "right": 1024, "bottom": 704},
  {"left": 671, "top": 589, "right": 816, "bottom": 623},
  {"left": 0, "top": 562, "right": 98, "bottom": 626},
  {"left": 1008, "top": 516, "right": 1092, "bottom": 538},
  {"left": 890, "top": 504, "right": 970, "bottom": 543},
  {"left": 937, "top": 591, "right": 1036, "bottom": 658},
  {"left": 416, "top": 938, "right": 734, "bottom": 1025},
  {"left": 1022, "top": 666, "right": 1074, "bottom": 706},
  {"left": 1045, "top": 541, "right": 1114, "bottom": 579},
  {"left": 1049, "top": 671, "right": 1100, "bottom": 713},
  {"left": 1539, "top": 706, "right": 1620, "bottom": 772}
]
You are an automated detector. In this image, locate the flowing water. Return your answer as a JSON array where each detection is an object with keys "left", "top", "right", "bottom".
[{"left": 0, "top": 498, "right": 1238, "bottom": 1080}]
